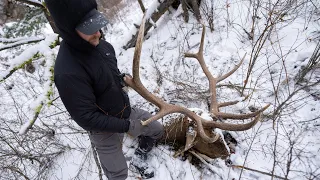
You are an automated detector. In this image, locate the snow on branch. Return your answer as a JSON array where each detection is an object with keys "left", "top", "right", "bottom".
[
  {"left": 144, "top": 0, "right": 162, "bottom": 21},
  {"left": 0, "top": 34, "right": 58, "bottom": 134},
  {"left": 123, "top": 0, "right": 167, "bottom": 49},
  {"left": 0, "top": 36, "right": 42, "bottom": 43},
  {"left": 19, "top": 59, "right": 55, "bottom": 135},
  {"left": 0, "top": 53, "right": 40, "bottom": 82},
  {"left": 19, "top": 53, "right": 56, "bottom": 135},
  {"left": 19, "top": 103, "right": 44, "bottom": 135},
  {"left": 0, "top": 34, "right": 57, "bottom": 82},
  {"left": 16, "top": 0, "right": 44, "bottom": 8},
  {"left": 0, "top": 36, "right": 45, "bottom": 51},
  {"left": 18, "top": 35, "right": 58, "bottom": 135}
]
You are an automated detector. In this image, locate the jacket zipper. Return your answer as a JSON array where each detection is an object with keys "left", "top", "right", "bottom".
[{"left": 95, "top": 47, "right": 129, "bottom": 118}]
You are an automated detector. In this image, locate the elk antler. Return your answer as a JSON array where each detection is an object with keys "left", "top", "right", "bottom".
[
  {"left": 184, "top": 24, "right": 270, "bottom": 119},
  {"left": 124, "top": 15, "right": 270, "bottom": 143}
]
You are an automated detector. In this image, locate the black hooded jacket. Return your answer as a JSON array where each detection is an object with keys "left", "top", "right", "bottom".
[{"left": 45, "top": 0, "right": 131, "bottom": 132}]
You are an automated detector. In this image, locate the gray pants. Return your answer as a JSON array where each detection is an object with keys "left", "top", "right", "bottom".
[{"left": 89, "top": 108, "right": 164, "bottom": 180}]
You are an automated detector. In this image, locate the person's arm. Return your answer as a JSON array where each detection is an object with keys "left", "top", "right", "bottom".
[{"left": 54, "top": 74, "right": 130, "bottom": 132}]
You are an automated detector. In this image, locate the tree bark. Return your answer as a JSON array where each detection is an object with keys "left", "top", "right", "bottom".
[
  {"left": 15, "top": 0, "right": 58, "bottom": 34},
  {"left": 181, "top": 0, "right": 189, "bottom": 22},
  {"left": 175, "top": 0, "right": 202, "bottom": 22},
  {"left": 137, "top": 0, "right": 146, "bottom": 13},
  {"left": 0, "top": 0, "right": 8, "bottom": 25},
  {"left": 190, "top": 0, "right": 201, "bottom": 21},
  {"left": 123, "top": 0, "right": 176, "bottom": 50}
]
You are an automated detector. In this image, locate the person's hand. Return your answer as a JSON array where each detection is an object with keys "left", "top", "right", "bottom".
[
  {"left": 123, "top": 73, "right": 132, "bottom": 81},
  {"left": 122, "top": 74, "right": 133, "bottom": 89},
  {"left": 118, "top": 73, "right": 132, "bottom": 88}
]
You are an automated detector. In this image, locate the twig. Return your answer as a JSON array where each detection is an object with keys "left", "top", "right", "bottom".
[
  {"left": 0, "top": 38, "right": 45, "bottom": 51},
  {"left": 298, "top": 116, "right": 320, "bottom": 123},
  {"left": 91, "top": 143, "right": 103, "bottom": 180},
  {"left": 271, "top": 115, "right": 279, "bottom": 180},
  {"left": 239, "top": 119, "right": 262, "bottom": 179},
  {"left": 232, "top": 165, "right": 287, "bottom": 180},
  {"left": 3, "top": 166, "right": 30, "bottom": 180}
]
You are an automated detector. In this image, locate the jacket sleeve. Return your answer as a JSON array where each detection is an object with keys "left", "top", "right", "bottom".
[{"left": 54, "top": 74, "right": 130, "bottom": 133}]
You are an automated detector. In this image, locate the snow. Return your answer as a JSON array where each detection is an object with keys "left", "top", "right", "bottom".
[
  {"left": 145, "top": 0, "right": 161, "bottom": 21},
  {"left": 0, "top": 36, "right": 44, "bottom": 43},
  {"left": 19, "top": 120, "right": 32, "bottom": 135},
  {"left": 0, "top": 34, "right": 57, "bottom": 80},
  {"left": 27, "top": 0, "right": 43, "bottom": 6},
  {"left": 0, "top": 33, "right": 57, "bottom": 135},
  {"left": 1, "top": 0, "right": 320, "bottom": 179}
]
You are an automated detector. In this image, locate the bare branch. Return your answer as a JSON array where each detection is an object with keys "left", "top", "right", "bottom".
[
  {"left": 0, "top": 37, "right": 44, "bottom": 51},
  {"left": 91, "top": 143, "right": 103, "bottom": 180},
  {"left": 232, "top": 164, "right": 287, "bottom": 180}
]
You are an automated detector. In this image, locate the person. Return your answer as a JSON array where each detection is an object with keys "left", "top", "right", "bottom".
[{"left": 44, "top": 0, "right": 164, "bottom": 179}]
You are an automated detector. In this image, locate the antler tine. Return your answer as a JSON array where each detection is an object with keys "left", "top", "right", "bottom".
[
  {"left": 132, "top": 14, "right": 145, "bottom": 82},
  {"left": 217, "top": 104, "right": 270, "bottom": 120},
  {"left": 140, "top": 108, "right": 175, "bottom": 126},
  {"left": 184, "top": 23, "right": 206, "bottom": 59},
  {"left": 218, "top": 100, "right": 239, "bottom": 108},
  {"left": 217, "top": 53, "right": 246, "bottom": 83},
  {"left": 199, "top": 23, "right": 205, "bottom": 55},
  {"left": 202, "top": 113, "right": 261, "bottom": 131},
  {"left": 125, "top": 14, "right": 167, "bottom": 108},
  {"left": 184, "top": 24, "right": 219, "bottom": 115}
]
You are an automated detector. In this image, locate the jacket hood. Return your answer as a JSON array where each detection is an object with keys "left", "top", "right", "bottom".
[{"left": 45, "top": 0, "right": 98, "bottom": 51}]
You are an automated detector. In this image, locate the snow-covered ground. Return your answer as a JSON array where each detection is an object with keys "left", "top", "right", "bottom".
[{"left": 0, "top": 0, "right": 319, "bottom": 179}]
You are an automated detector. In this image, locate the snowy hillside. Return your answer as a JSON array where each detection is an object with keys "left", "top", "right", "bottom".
[{"left": 0, "top": 0, "right": 319, "bottom": 179}]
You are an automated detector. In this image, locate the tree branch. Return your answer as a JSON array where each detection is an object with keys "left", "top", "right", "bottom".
[{"left": 0, "top": 37, "right": 44, "bottom": 51}]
